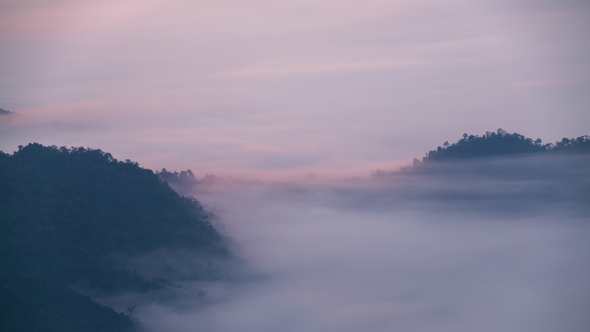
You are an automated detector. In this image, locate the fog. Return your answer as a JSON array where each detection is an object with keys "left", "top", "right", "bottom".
[{"left": 99, "top": 154, "right": 590, "bottom": 332}]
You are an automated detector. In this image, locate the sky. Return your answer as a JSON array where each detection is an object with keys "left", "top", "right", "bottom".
[{"left": 1, "top": 0, "right": 589, "bottom": 179}]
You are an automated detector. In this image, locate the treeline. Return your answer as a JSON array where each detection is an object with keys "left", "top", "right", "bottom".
[
  {"left": 157, "top": 168, "right": 198, "bottom": 185},
  {"left": 422, "top": 129, "right": 590, "bottom": 162},
  {"left": 156, "top": 168, "right": 200, "bottom": 196},
  {"left": 0, "top": 143, "right": 229, "bottom": 331}
]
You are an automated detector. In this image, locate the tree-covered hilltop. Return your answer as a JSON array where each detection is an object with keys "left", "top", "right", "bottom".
[
  {"left": 0, "top": 143, "right": 230, "bottom": 331},
  {"left": 422, "top": 129, "right": 590, "bottom": 162}
]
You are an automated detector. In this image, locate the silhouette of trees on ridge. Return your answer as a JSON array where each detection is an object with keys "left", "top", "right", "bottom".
[{"left": 422, "top": 128, "right": 589, "bottom": 162}]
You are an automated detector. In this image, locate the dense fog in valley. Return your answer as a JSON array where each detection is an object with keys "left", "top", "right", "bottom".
[{"left": 101, "top": 154, "right": 590, "bottom": 332}]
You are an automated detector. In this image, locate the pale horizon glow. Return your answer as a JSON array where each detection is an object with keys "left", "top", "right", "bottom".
[{"left": 1, "top": 0, "right": 589, "bottom": 179}]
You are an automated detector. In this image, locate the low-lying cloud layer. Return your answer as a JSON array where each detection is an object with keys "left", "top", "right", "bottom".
[{"left": 104, "top": 154, "right": 590, "bottom": 332}]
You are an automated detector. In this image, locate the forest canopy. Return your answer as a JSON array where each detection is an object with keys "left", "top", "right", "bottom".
[
  {"left": 422, "top": 129, "right": 590, "bottom": 162},
  {"left": 0, "top": 143, "right": 229, "bottom": 331}
]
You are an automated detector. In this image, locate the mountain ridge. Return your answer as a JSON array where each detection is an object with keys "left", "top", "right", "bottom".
[{"left": 0, "top": 143, "right": 230, "bottom": 331}]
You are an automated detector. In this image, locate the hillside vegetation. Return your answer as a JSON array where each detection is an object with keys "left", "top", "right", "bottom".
[
  {"left": 422, "top": 129, "right": 589, "bottom": 162},
  {"left": 0, "top": 143, "right": 228, "bottom": 331}
]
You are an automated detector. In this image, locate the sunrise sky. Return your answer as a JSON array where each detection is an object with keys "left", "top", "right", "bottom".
[{"left": 1, "top": 0, "right": 589, "bottom": 178}]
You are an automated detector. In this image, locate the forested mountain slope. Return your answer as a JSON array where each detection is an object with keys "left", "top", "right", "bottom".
[
  {"left": 0, "top": 143, "right": 229, "bottom": 331},
  {"left": 422, "top": 129, "right": 589, "bottom": 162}
]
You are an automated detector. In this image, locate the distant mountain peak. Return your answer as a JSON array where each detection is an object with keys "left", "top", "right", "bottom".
[{"left": 422, "top": 129, "right": 589, "bottom": 162}]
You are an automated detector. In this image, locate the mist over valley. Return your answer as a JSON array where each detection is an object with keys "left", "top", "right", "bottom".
[
  {"left": 144, "top": 150, "right": 589, "bottom": 332},
  {"left": 3, "top": 130, "right": 587, "bottom": 331}
]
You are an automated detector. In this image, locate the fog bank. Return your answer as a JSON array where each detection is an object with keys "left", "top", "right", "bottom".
[{"left": 116, "top": 154, "right": 590, "bottom": 331}]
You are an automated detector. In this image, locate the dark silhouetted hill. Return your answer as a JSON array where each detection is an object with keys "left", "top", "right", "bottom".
[
  {"left": 0, "top": 273, "right": 134, "bottom": 332},
  {"left": 422, "top": 129, "right": 589, "bottom": 162},
  {"left": 0, "top": 143, "right": 229, "bottom": 331}
]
